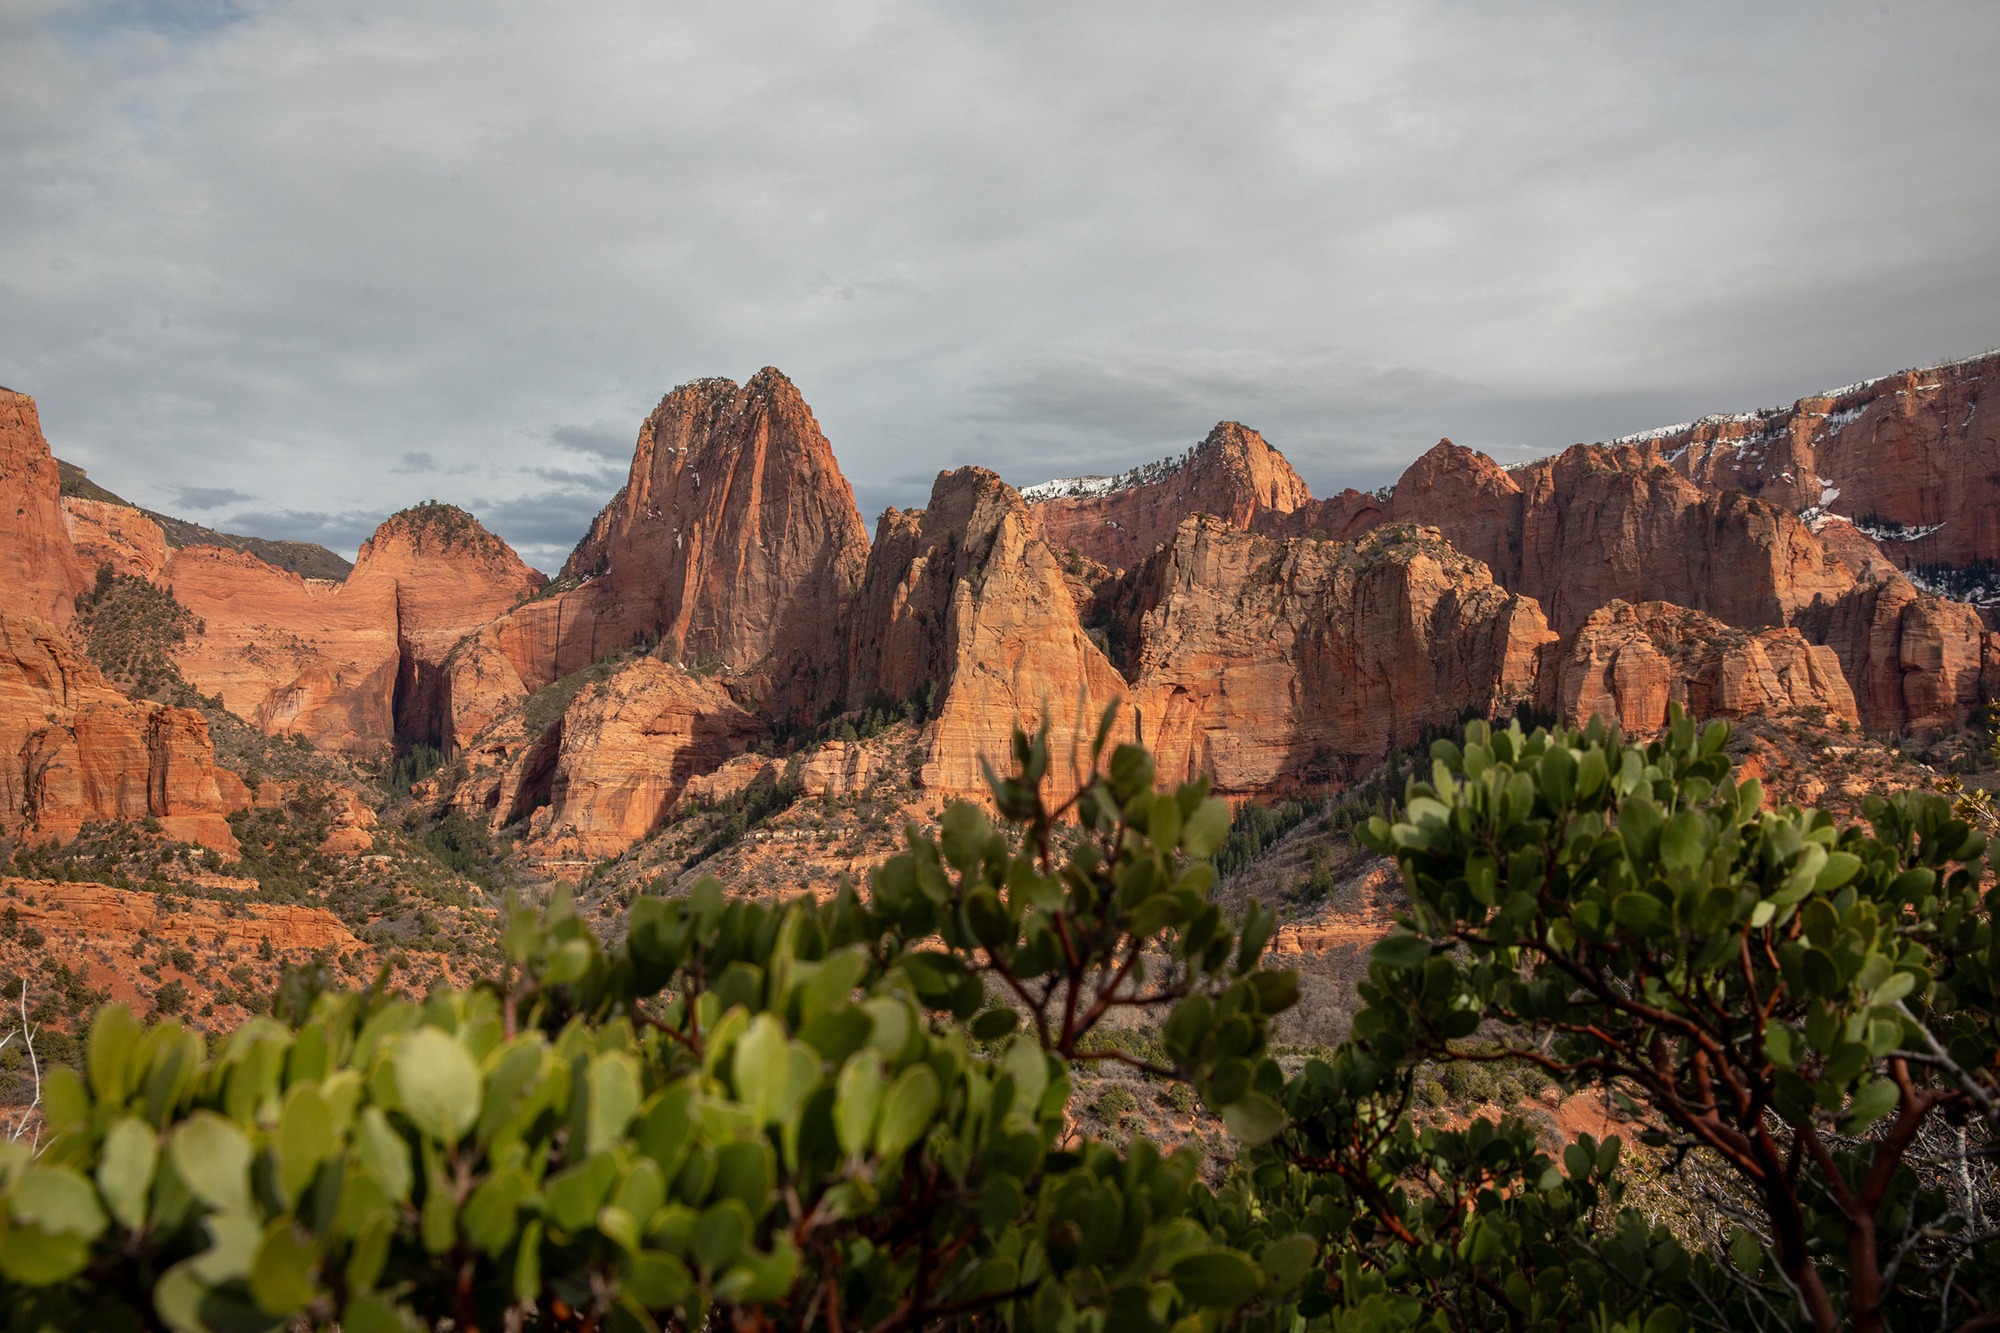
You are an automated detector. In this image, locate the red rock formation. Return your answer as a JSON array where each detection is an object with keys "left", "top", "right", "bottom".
[
  {"left": 1794, "top": 577, "right": 1988, "bottom": 734},
  {"left": 1107, "top": 520, "right": 1552, "bottom": 797},
  {"left": 1020, "top": 422, "right": 1313, "bottom": 571},
  {"left": 1536, "top": 601, "right": 1858, "bottom": 734},
  {"left": 0, "top": 390, "right": 89, "bottom": 623},
  {"left": 1624, "top": 353, "right": 2000, "bottom": 573},
  {"left": 165, "top": 546, "right": 401, "bottom": 754},
  {"left": 490, "top": 370, "right": 871, "bottom": 718},
  {"left": 0, "top": 613, "right": 249, "bottom": 852},
  {"left": 1389, "top": 441, "right": 1853, "bottom": 636},
  {"left": 344, "top": 504, "right": 546, "bottom": 746},
  {"left": 845, "top": 468, "right": 1138, "bottom": 801},
  {"left": 451, "top": 656, "right": 764, "bottom": 856},
  {"left": 61, "top": 497, "right": 170, "bottom": 582}
]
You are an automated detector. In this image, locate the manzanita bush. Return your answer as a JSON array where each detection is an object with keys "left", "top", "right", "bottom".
[
  {"left": 1288, "top": 706, "right": 2000, "bottom": 1333},
  {"left": 2, "top": 705, "right": 1994, "bottom": 1333},
  {"left": 0, "top": 716, "right": 1319, "bottom": 1332}
]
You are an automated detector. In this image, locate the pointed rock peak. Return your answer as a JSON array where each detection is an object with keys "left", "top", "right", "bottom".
[{"left": 1396, "top": 438, "right": 1523, "bottom": 495}]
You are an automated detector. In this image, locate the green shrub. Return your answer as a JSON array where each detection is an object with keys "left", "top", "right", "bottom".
[{"left": 0, "top": 718, "right": 1315, "bottom": 1331}]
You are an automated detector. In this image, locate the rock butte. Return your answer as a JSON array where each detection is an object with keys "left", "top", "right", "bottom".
[{"left": 1, "top": 352, "right": 1998, "bottom": 867}]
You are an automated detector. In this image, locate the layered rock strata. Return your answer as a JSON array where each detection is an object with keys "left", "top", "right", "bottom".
[
  {"left": 62, "top": 497, "right": 171, "bottom": 581},
  {"left": 1105, "top": 520, "right": 1551, "bottom": 796},
  {"left": 450, "top": 657, "right": 764, "bottom": 856},
  {"left": 1535, "top": 601, "right": 1859, "bottom": 734},
  {"left": 0, "top": 612, "right": 249, "bottom": 852}
]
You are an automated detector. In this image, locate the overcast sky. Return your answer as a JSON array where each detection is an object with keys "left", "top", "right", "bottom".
[{"left": 4, "top": 1, "right": 1997, "bottom": 572}]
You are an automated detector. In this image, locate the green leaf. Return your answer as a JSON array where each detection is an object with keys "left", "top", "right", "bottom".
[
  {"left": 8, "top": 1166, "right": 107, "bottom": 1240},
  {"left": 970, "top": 1008, "right": 1019, "bottom": 1041},
  {"left": 1840, "top": 1079, "right": 1900, "bottom": 1134},
  {"left": 1173, "top": 1249, "right": 1264, "bottom": 1306},
  {"left": 0, "top": 1225, "right": 90, "bottom": 1285},
  {"left": 97, "top": 1117, "right": 158, "bottom": 1232},
  {"left": 87, "top": 1004, "right": 142, "bottom": 1108},
  {"left": 1261, "top": 1233, "right": 1318, "bottom": 1290},
  {"left": 1372, "top": 932, "right": 1431, "bottom": 970},
  {"left": 355, "top": 1107, "right": 413, "bottom": 1202},
  {"left": 693, "top": 1198, "right": 752, "bottom": 1273},
  {"left": 586, "top": 1051, "right": 643, "bottom": 1154},
  {"left": 1183, "top": 797, "right": 1230, "bottom": 858},
  {"left": 834, "top": 1054, "right": 888, "bottom": 1158},
  {"left": 394, "top": 1027, "right": 482, "bottom": 1144},
  {"left": 170, "top": 1112, "right": 253, "bottom": 1216},
  {"left": 250, "top": 1220, "right": 320, "bottom": 1315},
  {"left": 1220, "top": 1092, "right": 1286, "bottom": 1145},
  {"left": 1611, "top": 892, "right": 1669, "bottom": 937},
  {"left": 875, "top": 1063, "right": 942, "bottom": 1160},
  {"left": 277, "top": 1083, "right": 336, "bottom": 1205}
]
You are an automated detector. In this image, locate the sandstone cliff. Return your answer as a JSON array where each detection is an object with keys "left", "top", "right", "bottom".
[
  {"left": 0, "top": 390, "right": 89, "bottom": 623},
  {"left": 1623, "top": 352, "right": 2000, "bottom": 574},
  {"left": 1535, "top": 601, "right": 1859, "bottom": 734},
  {"left": 449, "top": 655, "right": 764, "bottom": 856},
  {"left": 1020, "top": 422, "right": 1313, "bottom": 571},
  {"left": 0, "top": 612, "right": 249, "bottom": 852},
  {"left": 344, "top": 503, "right": 546, "bottom": 747},
  {"left": 62, "top": 497, "right": 171, "bottom": 582},
  {"left": 845, "top": 468, "right": 1138, "bottom": 800},
  {"left": 491, "top": 370, "right": 871, "bottom": 716},
  {"left": 1105, "top": 520, "right": 1551, "bottom": 796},
  {"left": 164, "top": 545, "right": 401, "bottom": 753}
]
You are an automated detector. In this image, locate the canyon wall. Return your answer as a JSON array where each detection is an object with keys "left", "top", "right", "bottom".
[
  {"left": 0, "top": 612, "right": 249, "bottom": 852},
  {"left": 1020, "top": 422, "right": 1312, "bottom": 570},
  {"left": 0, "top": 389, "right": 89, "bottom": 624}
]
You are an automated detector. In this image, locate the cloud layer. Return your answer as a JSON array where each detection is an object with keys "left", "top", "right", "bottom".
[{"left": 4, "top": 0, "right": 1996, "bottom": 571}]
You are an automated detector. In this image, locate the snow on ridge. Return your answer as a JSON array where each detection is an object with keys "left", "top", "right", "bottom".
[{"left": 1019, "top": 475, "right": 1121, "bottom": 502}]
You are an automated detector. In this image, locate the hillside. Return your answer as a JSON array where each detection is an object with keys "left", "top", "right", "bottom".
[{"left": 55, "top": 457, "right": 354, "bottom": 579}]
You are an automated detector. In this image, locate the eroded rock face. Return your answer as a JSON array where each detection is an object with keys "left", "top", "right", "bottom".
[
  {"left": 345, "top": 504, "right": 546, "bottom": 747},
  {"left": 471, "top": 657, "right": 765, "bottom": 858},
  {"left": 1535, "top": 601, "right": 1859, "bottom": 733},
  {"left": 845, "top": 468, "right": 1137, "bottom": 801},
  {"left": 494, "top": 370, "right": 871, "bottom": 716},
  {"left": 62, "top": 497, "right": 170, "bottom": 582},
  {"left": 1630, "top": 353, "right": 2000, "bottom": 573},
  {"left": 1021, "top": 422, "right": 1313, "bottom": 571},
  {"left": 165, "top": 546, "right": 401, "bottom": 754},
  {"left": 0, "top": 390, "right": 89, "bottom": 623},
  {"left": 1391, "top": 441, "right": 1854, "bottom": 635},
  {"left": 0, "top": 613, "right": 249, "bottom": 852},
  {"left": 1794, "top": 578, "right": 1988, "bottom": 734},
  {"left": 1107, "top": 520, "right": 1552, "bottom": 796}
]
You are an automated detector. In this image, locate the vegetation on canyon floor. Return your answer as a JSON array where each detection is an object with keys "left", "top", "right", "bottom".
[{"left": 0, "top": 712, "right": 1992, "bottom": 1332}]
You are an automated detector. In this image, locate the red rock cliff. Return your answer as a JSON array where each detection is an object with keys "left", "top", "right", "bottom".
[
  {"left": 845, "top": 468, "right": 1138, "bottom": 801},
  {"left": 493, "top": 370, "right": 870, "bottom": 718},
  {"left": 0, "top": 390, "right": 89, "bottom": 623},
  {"left": 1020, "top": 422, "right": 1313, "bottom": 571},
  {"left": 1106, "top": 520, "right": 1551, "bottom": 796},
  {"left": 0, "top": 612, "right": 249, "bottom": 851},
  {"left": 345, "top": 503, "right": 546, "bottom": 747}
]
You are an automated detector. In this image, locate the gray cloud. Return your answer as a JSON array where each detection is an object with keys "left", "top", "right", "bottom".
[
  {"left": 173, "top": 484, "right": 255, "bottom": 510},
  {"left": 3, "top": 0, "right": 1995, "bottom": 567}
]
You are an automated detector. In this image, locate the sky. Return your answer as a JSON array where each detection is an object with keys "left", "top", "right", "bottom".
[{"left": 4, "top": 1, "right": 1997, "bottom": 574}]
